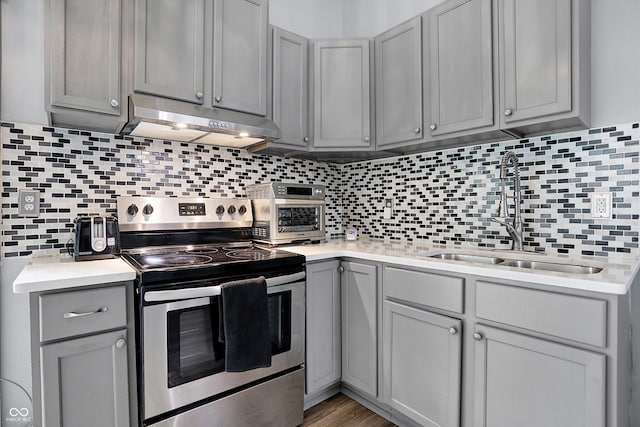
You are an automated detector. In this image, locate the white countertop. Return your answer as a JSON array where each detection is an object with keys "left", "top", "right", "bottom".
[
  {"left": 13, "top": 255, "right": 137, "bottom": 293},
  {"left": 284, "top": 239, "right": 640, "bottom": 295},
  {"left": 13, "top": 239, "right": 640, "bottom": 295}
]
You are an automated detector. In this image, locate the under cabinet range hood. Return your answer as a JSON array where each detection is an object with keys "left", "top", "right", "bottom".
[{"left": 121, "top": 94, "right": 280, "bottom": 149}]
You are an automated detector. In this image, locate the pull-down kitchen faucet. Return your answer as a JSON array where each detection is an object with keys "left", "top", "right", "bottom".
[{"left": 491, "top": 151, "right": 524, "bottom": 251}]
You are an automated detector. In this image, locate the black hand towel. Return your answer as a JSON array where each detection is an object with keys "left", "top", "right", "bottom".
[{"left": 220, "top": 276, "right": 272, "bottom": 372}]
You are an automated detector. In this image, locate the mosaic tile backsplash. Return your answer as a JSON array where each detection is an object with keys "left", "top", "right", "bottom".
[
  {"left": 0, "top": 122, "right": 342, "bottom": 257},
  {"left": 342, "top": 122, "right": 640, "bottom": 257},
  {"left": 1, "top": 121, "right": 639, "bottom": 258}
]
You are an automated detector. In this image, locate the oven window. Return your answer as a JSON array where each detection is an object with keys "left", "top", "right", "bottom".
[
  {"left": 166, "top": 290, "right": 292, "bottom": 388},
  {"left": 167, "top": 304, "right": 224, "bottom": 388},
  {"left": 277, "top": 207, "right": 319, "bottom": 230}
]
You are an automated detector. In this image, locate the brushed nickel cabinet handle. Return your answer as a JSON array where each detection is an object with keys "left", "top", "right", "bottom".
[{"left": 63, "top": 306, "right": 108, "bottom": 319}]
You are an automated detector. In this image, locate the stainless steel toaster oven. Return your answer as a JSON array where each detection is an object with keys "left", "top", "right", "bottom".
[{"left": 246, "top": 183, "right": 326, "bottom": 245}]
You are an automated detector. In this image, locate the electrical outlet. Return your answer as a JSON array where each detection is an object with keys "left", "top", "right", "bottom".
[
  {"left": 383, "top": 198, "right": 393, "bottom": 219},
  {"left": 18, "top": 189, "right": 40, "bottom": 217},
  {"left": 591, "top": 192, "right": 612, "bottom": 219}
]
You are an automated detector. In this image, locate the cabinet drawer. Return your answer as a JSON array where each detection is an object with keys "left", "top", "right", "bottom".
[
  {"left": 40, "top": 285, "right": 127, "bottom": 342},
  {"left": 384, "top": 266, "right": 464, "bottom": 313},
  {"left": 475, "top": 281, "right": 607, "bottom": 348}
]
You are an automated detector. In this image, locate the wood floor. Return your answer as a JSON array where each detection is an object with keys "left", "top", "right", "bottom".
[{"left": 302, "top": 393, "right": 396, "bottom": 427}]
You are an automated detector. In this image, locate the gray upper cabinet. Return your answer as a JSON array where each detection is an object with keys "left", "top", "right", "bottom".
[
  {"left": 311, "top": 39, "right": 373, "bottom": 150},
  {"left": 498, "top": 0, "right": 590, "bottom": 132},
  {"left": 272, "top": 27, "right": 309, "bottom": 148},
  {"left": 46, "top": 0, "right": 129, "bottom": 133},
  {"left": 213, "top": 0, "right": 269, "bottom": 116},
  {"left": 305, "top": 260, "right": 342, "bottom": 395},
  {"left": 383, "top": 300, "right": 461, "bottom": 427},
  {"left": 473, "top": 324, "right": 605, "bottom": 427},
  {"left": 41, "top": 330, "right": 130, "bottom": 427},
  {"left": 426, "top": 0, "right": 495, "bottom": 137},
  {"left": 375, "top": 17, "right": 423, "bottom": 148},
  {"left": 133, "top": 0, "right": 205, "bottom": 104},
  {"left": 341, "top": 260, "right": 378, "bottom": 397}
]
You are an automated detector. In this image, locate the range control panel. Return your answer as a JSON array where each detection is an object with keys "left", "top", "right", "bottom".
[{"left": 117, "top": 196, "right": 253, "bottom": 232}]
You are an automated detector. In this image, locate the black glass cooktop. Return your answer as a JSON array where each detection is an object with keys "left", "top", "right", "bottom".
[{"left": 121, "top": 243, "right": 305, "bottom": 286}]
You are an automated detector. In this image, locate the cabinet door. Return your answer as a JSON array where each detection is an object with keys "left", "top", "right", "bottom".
[
  {"left": 272, "top": 27, "right": 309, "bottom": 147},
  {"left": 341, "top": 261, "right": 377, "bottom": 396},
  {"left": 134, "top": 0, "right": 205, "bottom": 103},
  {"left": 41, "top": 330, "right": 130, "bottom": 427},
  {"left": 312, "top": 40, "right": 372, "bottom": 149},
  {"left": 49, "top": 0, "right": 122, "bottom": 115},
  {"left": 213, "top": 0, "right": 268, "bottom": 116},
  {"left": 305, "top": 260, "right": 341, "bottom": 394},
  {"left": 499, "top": 0, "right": 572, "bottom": 124},
  {"left": 428, "top": 0, "right": 494, "bottom": 137},
  {"left": 375, "top": 17, "right": 423, "bottom": 147},
  {"left": 473, "top": 324, "right": 605, "bottom": 427},
  {"left": 383, "top": 301, "right": 461, "bottom": 427}
]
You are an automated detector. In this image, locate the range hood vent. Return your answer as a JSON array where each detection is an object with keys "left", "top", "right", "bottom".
[{"left": 121, "top": 94, "right": 280, "bottom": 149}]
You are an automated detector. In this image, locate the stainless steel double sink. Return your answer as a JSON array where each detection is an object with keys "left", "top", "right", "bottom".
[{"left": 427, "top": 252, "right": 603, "bottom": 275}]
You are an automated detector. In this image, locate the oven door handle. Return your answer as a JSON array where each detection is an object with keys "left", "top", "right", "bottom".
[
  {"left": 143, "top": 271, "right": 306, "bottom": 302},
  {"left": 265, "top": 271, "right": 306, "bottom": 287},
  {"left": 144, "top": 286, "right": 221, "bottom": 302}
]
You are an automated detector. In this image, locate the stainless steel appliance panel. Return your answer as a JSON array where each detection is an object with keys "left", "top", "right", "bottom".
[{"left": 148, "top": 368, "right": 304, "bottom": 427}]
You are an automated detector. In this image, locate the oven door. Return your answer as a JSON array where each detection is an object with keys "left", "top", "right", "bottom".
[{"left": 141, "top": 278, "right": 304, "bottom": 421}]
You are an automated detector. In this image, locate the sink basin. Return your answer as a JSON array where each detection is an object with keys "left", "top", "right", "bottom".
[
  {"left": 499, "top": 259, "right": 603, "bottom": 275},
  {"left": 427, "top": 253, "right": 504, "bottom": 265},
  {"left": 425, "top": 252, "right": 603, "bottom": 274}
]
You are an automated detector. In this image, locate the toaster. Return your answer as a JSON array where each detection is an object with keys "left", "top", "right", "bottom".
[{"left": 74, "top": 216, "right": 120, "bottom": 261}]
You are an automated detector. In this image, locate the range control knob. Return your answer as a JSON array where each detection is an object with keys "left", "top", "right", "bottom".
[
  {"left": 238, "top": 205, "right": 247, "bottom": 215},
  {"left": 216, "top": 205, "right": 225, "bottom": 215},
  {"left": 227, "top": 205, "right": 236, "bottom": 215},
  {"left": 127, "top": 204, "right": 139, "bottom": 216},
  {"left": 142, "top": 204, "right": 154, "bottom": 215}
]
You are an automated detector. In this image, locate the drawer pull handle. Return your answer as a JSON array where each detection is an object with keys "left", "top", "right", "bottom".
[{"left": 63, "top": 306, "right": 108, "bottom": 319}]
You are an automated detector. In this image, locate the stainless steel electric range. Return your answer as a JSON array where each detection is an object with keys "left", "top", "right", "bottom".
[{"left": 116, "top": 196, "right": 305, "bottom": 427}]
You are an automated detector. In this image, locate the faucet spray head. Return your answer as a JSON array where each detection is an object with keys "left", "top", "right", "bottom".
[{"left": 498, "top": 179, "right": 508, "bottom": 218}]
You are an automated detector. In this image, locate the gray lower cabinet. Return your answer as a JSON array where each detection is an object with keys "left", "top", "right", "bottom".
[
  {"left": 383, "top": 300, "right": 461, "bottom": 427},
  {"left": 426, "top": 0, "right": 495, "bottom": 138},
  {"left": 374, "top": 16, "right": 423, "bottom": 148},
  {"left": 311, "top": 39, "right": 373, "bottom": 150},
  {"left": 472, "top": 324, "right": 605, "bottom": 427},
  {"left": 498, "top": 0, "right": 590, "bottom": 132},
  {"left": 31, "top": 283, "right": 136, "bottom": 427},
  {"left": 305, "top": 260, "right": 342, "bottom": 395},
  {"left": 46, "top": 0, "right": 129, "bottom": 133},
  {"left": 133, "top": 0, "right": 205, "bottom": 104},
  {"left": 40, "top": 329, "right": 130, "bottom": 427},
  {"left": 213, "top": 0, "right": 269, "bottom": 116},
  {"left": 341, "top": 260, "right": 378, "bottom": 396},
  {"left": 271, "top": 26, "right": 310, "bottom": 148}
]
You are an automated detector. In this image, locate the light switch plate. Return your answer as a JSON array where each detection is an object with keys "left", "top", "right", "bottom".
[
  {"left": 383, "top": 198, "right": 393, "bottom": 219},
  {"left": 18, "top": 189, "right": 40, "bottom": 217}
]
